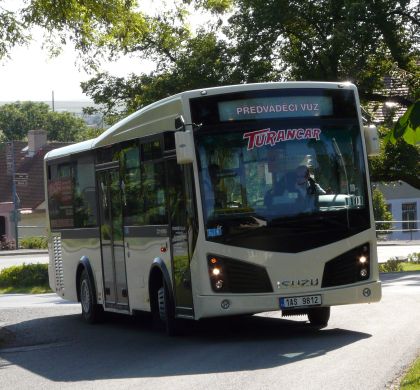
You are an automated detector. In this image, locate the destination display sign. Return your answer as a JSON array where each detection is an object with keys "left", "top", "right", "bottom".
[{"left": 218, "top": 96, "right": 333, "bottom": 121}]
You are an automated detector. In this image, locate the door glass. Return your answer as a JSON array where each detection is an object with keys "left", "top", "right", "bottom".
[
  {"left": 167, "top": 160, "right": 194, "bottom": 309},
  {"left": 109, "top": 169, "right": 128, "bottom": 305},
  {"left": 98, "top": 171, "right": 116, "bottom": 304}
]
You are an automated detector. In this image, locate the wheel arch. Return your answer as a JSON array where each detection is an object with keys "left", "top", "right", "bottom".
[
  {"left": 76, "top": 256, "right": 97, "bottom": 303},
  {"left": 148, "top": 257, "right": 174, "bottom": 311}
]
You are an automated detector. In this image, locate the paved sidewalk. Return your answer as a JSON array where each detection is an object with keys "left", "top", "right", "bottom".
[
  {"left": 0, "top": 249, "right": 48, "bottom": 257},
  {"left": 377, "top": 240, "right": 420, "bottom": 246}
]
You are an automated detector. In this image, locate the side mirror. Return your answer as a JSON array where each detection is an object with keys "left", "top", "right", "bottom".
[
  {"left": 175, "top": 131, "right": 194, "bottom": 164},
  {"left": 363, "top": 125, "right": 380, "bottom": 156}
]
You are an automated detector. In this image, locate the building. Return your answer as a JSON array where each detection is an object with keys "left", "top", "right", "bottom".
[
  {"left": 0, "top": 130, "right": 69, "bottom": 244},
  {"left": 374, "top": 181, "right": 420, "bottom": 241}
]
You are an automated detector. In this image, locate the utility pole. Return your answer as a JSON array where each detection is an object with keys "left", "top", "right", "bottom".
[{"left": 9, "top": 141, "right": 20, "bottom": 249}]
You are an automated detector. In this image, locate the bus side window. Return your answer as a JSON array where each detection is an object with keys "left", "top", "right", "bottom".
[{"left": 139, "top": 161, "right": 167, "bottom": 225}]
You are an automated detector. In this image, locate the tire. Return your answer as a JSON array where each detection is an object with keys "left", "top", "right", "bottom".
[
  {"left": 307, "top": 307, "right": 330, "bottom": 328},
  {"left": 156, "top": 281, "right": 178, "bottom": 336},
  {"left": 79, "top": 269, "right": 103, "bottom": 324}
]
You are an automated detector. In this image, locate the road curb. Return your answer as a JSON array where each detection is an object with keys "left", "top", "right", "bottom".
[{"left": 0, "top": 250, "right": 48, "bottom": 257}]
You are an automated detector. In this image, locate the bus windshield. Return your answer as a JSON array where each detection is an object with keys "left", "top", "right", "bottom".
[{"left": 196, "top": 120, "right": 370, "bottom": 252}]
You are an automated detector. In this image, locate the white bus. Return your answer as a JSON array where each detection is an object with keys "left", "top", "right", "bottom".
[{"left": 45, "top": 82, "right": 381, "bottom": 334}]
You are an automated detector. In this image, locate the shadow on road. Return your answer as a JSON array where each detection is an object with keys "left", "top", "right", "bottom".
[
  {"left": 0, "top": 311, "right": 371, "bottom": 382},
  {"left": 380, "top": 271, "right": 420, "bottom": 288}
]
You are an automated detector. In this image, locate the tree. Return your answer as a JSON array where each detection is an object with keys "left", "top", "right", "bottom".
[
  {"left": 228, "top": 0, "right": 419, "bottom": 98},
  {"left": 80, "top": 31, "right": 239, "bottom": 121},
  {"left": 369, "top": 126, "right": 420, "bottom": 189},
  {"left": 43, "top": 111, "right": 91, "bottom": 142},
  {"left": 372, "top": 188, "right": 393, "bottom": 238},
  {"left": 1, "top": 1, "right": 419, "bottom": 160},
  {"left": 386, "top": 100, "right": 420, "bottom": 145},
  {"left": 0, "top": 1, "right": 145, "bottom": 63},
  {"left": 0, "top": 102, "right": 49, "bottom": 140},
  {"left": 0, "top": 102, "right": 90, "bottom": 142}
]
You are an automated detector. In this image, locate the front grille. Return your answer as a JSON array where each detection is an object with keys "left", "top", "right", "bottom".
[
  {"left": 208, "top": 255, "right": 273, "bottom": 293},
  {"left": 52, "top": 234, "right": 64, "bottom": 292},
  {"left": 322, "top": 243, "right": 370, "bottom": 288},
  {"left": 224, "top": 259, "right": 273, "bottom": 293}
]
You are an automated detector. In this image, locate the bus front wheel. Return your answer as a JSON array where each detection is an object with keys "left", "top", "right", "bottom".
[
  {"left": 79, "top": 269, "right": 103, "bottom": 324},
  {"left": 156, "top": 281, "right": 178, "bottom": 336},
  {"left": 307, "top": 307, "right": 330, "bottom": 328}
]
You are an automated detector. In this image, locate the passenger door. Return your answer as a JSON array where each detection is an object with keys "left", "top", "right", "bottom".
[
  {"left": 166, "top": 158, "right": 196, "bottom": 318},
  {"left": 97, "top": 165, "right": 129, "bottom": 310}
]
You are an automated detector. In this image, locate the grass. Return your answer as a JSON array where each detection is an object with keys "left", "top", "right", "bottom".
[
  {"left": 0, "top": 286, "right": 52, "bottom": 294},
  {"left": 400, "top": 355, "right": 420, "bottom": 389},
  {"left": 379, "top": 260, "right": 420, "bottom": 273},
  {"left": 401, "top": 263, "right": 420, "bottom": 272},
  {"left": 0, "top": 263, "right": 51, "bottom": 294}
]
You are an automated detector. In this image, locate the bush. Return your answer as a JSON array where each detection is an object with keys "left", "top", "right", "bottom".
[
  {"left": 407, "top": 252, "right": 420, "bottom": 264},
  {"left": 0, "top": 263, "right": 49, "bottom": 289},
  {"left": 19, "top": 236, "right": 48, "bottom": 249},
  {"left": 379, "top": 258, "right": 404, "bottom": 273}
]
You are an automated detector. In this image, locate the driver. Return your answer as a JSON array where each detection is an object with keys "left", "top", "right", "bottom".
[{"left": 294, "top": 165, "right": 326, "bottom": 211}]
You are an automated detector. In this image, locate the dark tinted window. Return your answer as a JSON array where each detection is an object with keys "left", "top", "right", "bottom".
[
  {"left": 48, "top": 163, "right": 75, "bottom": 229},
  {"left": 48, "top": 156, "right": 97, "bottom": 229},
  {"left": 142, "top": 140, "right": 162, "bottom": 161},
  {"left": 122, "top": 144, "right": 142, "bottom": 225},
  {"left": 73, "top": 156, "right": 97, "bottom": 227},
  {"left": 138, "top": 161, "right": 167, "bottom": 225}
]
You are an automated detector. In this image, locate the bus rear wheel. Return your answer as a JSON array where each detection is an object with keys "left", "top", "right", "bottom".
[
  {"left": 307, "top": 307, "right": 330, "bottom": 328},
  {"left": 79, "top": 269, "right": 103, "bottom": 324},
  {"left": 156, "top": 281, "right": 178, "bottom": 336}
]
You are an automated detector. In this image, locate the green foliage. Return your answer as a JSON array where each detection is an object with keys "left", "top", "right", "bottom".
[
  {"left": 19, "top": 236, "right": 48, "bottom": 249},
  {"left": 228, "top": 0, "right": 418, "bottom": 87},
  {"left": 378, "top": 258, "right": 403, "bottom": 273},
  {"left": 2, "top": 0, "right": 146, "bottom": 64},
  {"left": 400, "top": 354, "right": 420, "bottom": 390},
  {"left": 43, "top": 111, "right": 88, "bottom": 142},
  {"left": 369, "top": 126, "right": 420, "bottom": 189},
  {"left": 372, "top": 188, "right": 393, "bottom": 235},
  {"left": 386, "top": 100, "right": 420, "bottom": 146},
  {"left": 1, "top": 0, "right": 419, "bottom": 150},
  {"left": 0, "top": 7, "right": 29, "bottom": 59},
  {"left": 0, "top": 263, "right": 49, "bottom": 290},
  {"left": 0, "top": 102, "right": 49, "bottom": 140},
  {"left": 407, "top": 252, "right": 420, "bottom": 264},
  {"left": 0, "top": 101, "right": 90, "bottom": 142},
  {"left": 81, "top": 31, "right": 239, "bottom": 118},
  {"left": 193, "top": 0, "right": 233, "bottom": 14}
]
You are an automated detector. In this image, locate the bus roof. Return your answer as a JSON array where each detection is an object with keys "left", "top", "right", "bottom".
[{"left": 44, "top": 81, "right": 356, "bottom": 162}]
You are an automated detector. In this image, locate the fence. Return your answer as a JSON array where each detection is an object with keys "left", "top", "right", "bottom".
[{"left": 375, "top": 220, "right": 420, "bottom": 241}]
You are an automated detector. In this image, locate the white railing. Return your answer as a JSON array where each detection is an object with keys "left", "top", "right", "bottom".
[{"left": 375, "top": 220, "right": 420, "bottom": 240}]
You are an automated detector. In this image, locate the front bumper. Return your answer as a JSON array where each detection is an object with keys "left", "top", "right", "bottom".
[{"left": 193, "top": 280, "right": 381, "bottom": 320}]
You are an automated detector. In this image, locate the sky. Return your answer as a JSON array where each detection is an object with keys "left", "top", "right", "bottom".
[
  {"left": 0, "top": 0, "right": 161, "bottom": 103},
  {"left": 0, "top": 31, "right": 150, "bottom": 102},
  {"left": 0, "top": 1, "right": 212, "bottom": 103}
]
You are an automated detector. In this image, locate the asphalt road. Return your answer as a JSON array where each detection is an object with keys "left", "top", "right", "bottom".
[{"left": 0, "top": 272, "right": 419, "bottom": 390}]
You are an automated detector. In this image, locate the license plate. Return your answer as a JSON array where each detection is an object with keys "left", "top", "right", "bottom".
[{"left": 280, "top": 295, "right": 322, "bottom": 309}]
